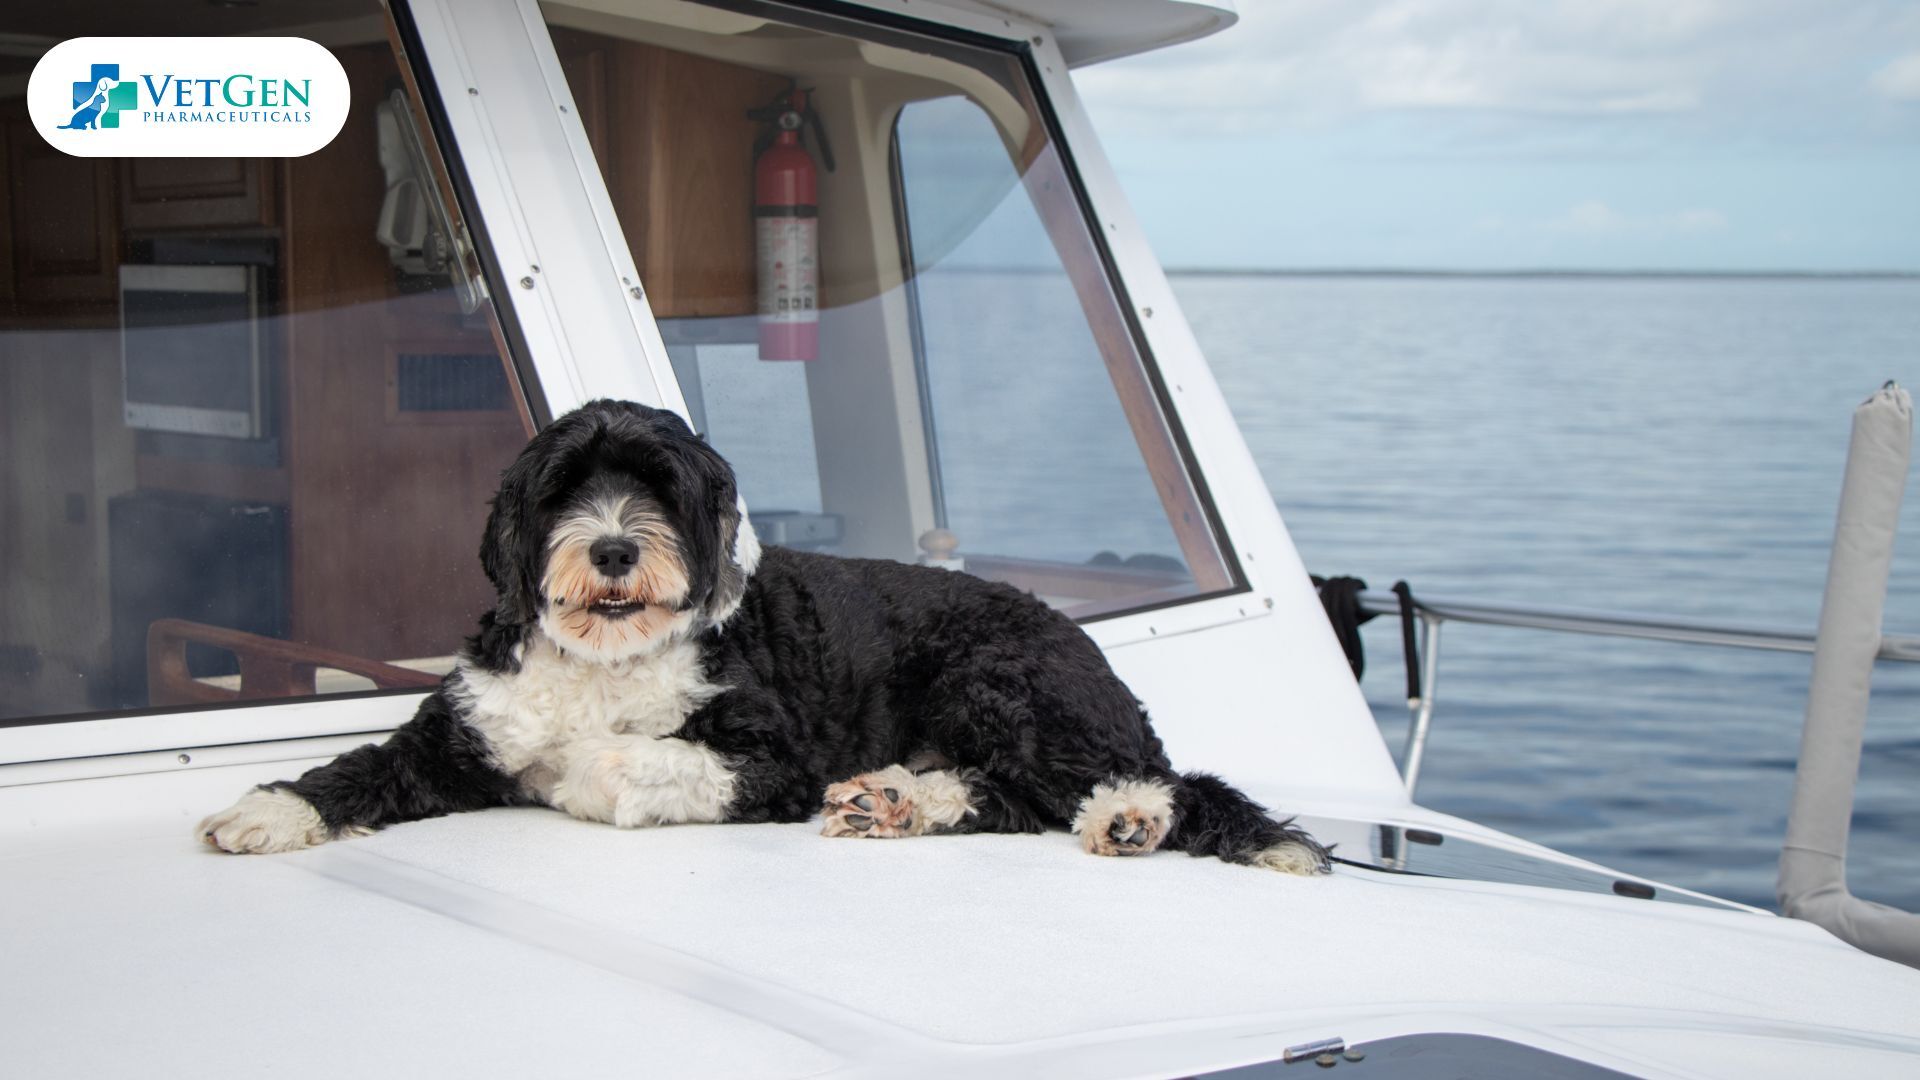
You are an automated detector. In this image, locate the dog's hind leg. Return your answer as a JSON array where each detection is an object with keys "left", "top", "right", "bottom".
[
  {"left": 820, "top": 763, "right": 1047, "bottom": 839},
  {"left": 820, "top": 764, "right": 970, "bottom": 838},
  {"left": 1162, "top": 772, "right": 1331, "bottom": 875},
  {"left": 1071, "top": 776, "right": 1178, "bottom": 856}
]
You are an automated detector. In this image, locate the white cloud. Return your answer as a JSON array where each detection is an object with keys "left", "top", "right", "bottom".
[
  {"left": 1076, "top": 0, "right": 1920, "bottom": 136},
  {"left": 1550, "top": 200, "right": 1632, "bottom": 233},
  {"left": 1874, "top": 51, "right": 1920, "bottom": 100},
  {"left": 1543, "top": 201, "right": 1728, "bottom": 235}
]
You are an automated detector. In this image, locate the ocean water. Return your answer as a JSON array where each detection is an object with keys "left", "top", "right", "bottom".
[{"left": 1174, "top": 273, "right": 1920, "bottom": 911}]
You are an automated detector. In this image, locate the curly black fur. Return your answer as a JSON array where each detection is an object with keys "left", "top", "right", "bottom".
[{"left": 262, "top": 399, "right": 1329, "bottom": 871}]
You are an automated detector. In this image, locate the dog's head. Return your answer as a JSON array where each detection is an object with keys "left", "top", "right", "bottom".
[{"left": 478, "top": 399, "right": 760, "bottom": 663}]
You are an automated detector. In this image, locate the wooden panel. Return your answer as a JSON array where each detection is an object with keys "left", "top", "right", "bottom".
[
  {"left": 550, "top": 34, "right": 787, "bottom": 319},
  {"left": 633, "top": 45, "right": 789, "bottom": 317},
  {"left": 135, "top": 454, "right": 289, "bottom": 505},
  {"left": 550, "top": 27, "right": 612, "bottom": 188},
  {"left": 6, "top": 115, "right": 117, "bottom": 307},
  {"left": 0, "top": 112, "right": 13, "bottom": 312},
  {"left": 120, "top": 157, "right": 276, "bottom": 230},
  {"left": 281, "top": 44, "right": 530, "bottom": 662}
]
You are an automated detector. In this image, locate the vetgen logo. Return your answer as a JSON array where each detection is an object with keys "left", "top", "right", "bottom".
[
  {"left": 59, "top": 64, "right": 138, "bottom": 131},
  {"left": 30, "top": 38, "right": 350, "bottom": 157}
]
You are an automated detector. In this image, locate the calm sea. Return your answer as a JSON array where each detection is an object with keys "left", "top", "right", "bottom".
[{"left": 1174, "top": 272, "right": 1920, "bottom": 911}]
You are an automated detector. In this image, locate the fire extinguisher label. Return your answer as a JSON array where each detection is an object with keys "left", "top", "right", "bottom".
[{"left": 757, "top": 216, "right": 818, "bottom": 324}]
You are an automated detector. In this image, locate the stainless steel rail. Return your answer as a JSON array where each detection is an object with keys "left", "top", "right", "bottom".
[
  {"left": 1356, "top": 591, "right": 1920, "bottom": 663},
  {"left": 1350, "top": 385, "right": 1919, "bottom": 969},
  {"left": 1352, "top": 589, "right": 1920, "bottom": 796}
]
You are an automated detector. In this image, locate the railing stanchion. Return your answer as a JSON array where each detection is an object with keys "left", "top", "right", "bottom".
[{"left": 1400, "top": 612, "right": 1443, "bottom": 795}]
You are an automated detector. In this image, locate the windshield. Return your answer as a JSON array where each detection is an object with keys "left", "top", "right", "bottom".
[{"left": 541, "top": 0, "right": 1240, "bottom": 619}]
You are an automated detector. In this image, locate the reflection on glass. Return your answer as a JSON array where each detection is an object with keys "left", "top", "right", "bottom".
[{"left": 0, "top": 3, "right": 529, "bottom": 725}]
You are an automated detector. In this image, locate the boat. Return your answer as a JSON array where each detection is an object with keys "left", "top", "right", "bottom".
[{"left": 3, "top": 1, "right": 1917, "bottom": 1075}]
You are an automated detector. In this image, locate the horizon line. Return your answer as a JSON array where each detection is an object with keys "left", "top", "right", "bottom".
[{"left": 1164, "top": 267, "right": 1920, "bottom": 280}]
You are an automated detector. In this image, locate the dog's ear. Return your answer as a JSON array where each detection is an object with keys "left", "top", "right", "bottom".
[
  {"left": 647, "top": 414, "right": 758, "bottom": 626},
  {"left": 707, "top": 486, "right": 761, "bottom": 626},
  {"left": 479, "top": 441, "right": 545, "bottom": 629}
]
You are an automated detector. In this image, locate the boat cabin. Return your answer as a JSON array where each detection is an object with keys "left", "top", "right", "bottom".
[{"left": 1, "top": 0, "right": 1283, "bottom": 739}]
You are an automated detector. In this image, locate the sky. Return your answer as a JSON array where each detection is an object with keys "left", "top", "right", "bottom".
[{"left": 1073, "top": 0, "right": 1920, "bottom": 272}]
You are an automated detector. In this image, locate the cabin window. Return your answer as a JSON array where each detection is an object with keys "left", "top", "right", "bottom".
[
  {"left": 0, "top": 4, "right": 531, "bottom": 725},
  {"left": 541, "top": 0, "right": 1239, "bottom": 619}
]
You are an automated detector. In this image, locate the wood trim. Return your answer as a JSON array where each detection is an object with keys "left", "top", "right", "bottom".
[{"left": 147, "top": 617, "right": 441, "bottom": 707}]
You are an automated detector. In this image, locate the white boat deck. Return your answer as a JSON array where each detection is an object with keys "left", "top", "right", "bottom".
[{"left": 9, "top": 799, "right": 1920, "bottom": 1078}]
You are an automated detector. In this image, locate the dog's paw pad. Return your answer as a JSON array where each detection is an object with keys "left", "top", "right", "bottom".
[
  {"left": 1072, "top": 779, "right": 1175, "bottom": 857},
  {"left": 1084, "top": 806, "right": 1167, "bottom": 856},
  {"left": 821, "top": 768, "right": 921, "bottom": 838}
]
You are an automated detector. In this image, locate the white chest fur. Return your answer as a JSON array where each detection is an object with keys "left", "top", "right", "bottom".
[{"left": 451, "top": 634, "right": 721, "bottom": 778}]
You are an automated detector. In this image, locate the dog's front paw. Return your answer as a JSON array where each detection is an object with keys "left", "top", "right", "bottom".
[
  {"left": 198, "top": 788, "right": 330, "bottom": 854},
  {"left": 821, "top": 765, "right": 924, "bottom": 838}
]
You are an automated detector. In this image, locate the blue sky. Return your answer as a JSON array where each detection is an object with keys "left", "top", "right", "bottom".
[{"left": 1074, "top": 0, "right": 1920, "bottom": 272}]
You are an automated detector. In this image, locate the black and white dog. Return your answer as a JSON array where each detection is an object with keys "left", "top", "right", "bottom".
[{"left": 199, "top": 399, "right": 1330, "bottom": 874}]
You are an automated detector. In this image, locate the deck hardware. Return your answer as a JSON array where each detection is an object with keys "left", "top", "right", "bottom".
[
  {"left": 466, "top": 87, "right": 477, "bottom": 96},
  {"left": 1283, "top": 1037, "right": 1346, "bottom": 1063},
  {"left": 1406, "top": 828, "right": 1444, "bottom": 846},
  {"left": 559, "top": 104, "right": 569, "bottom": 112},
  {"left": 176, "top": 754, "right": 190, "bottom": 765},
  {"left": 1613, "top": 880, "right": 1656, "bottom": 900},
  {"left": 1142, "top": 306, "right": 1153, "bottom": 318},
  {"left": 630, "top": 286, "right": 644, "bottom": 299},
  {"left": 518, "top": 276, "right": 534, "bottom": 289},
  {"left": 1315, "top": 1053, "right": 1338, "bottom": 1067},
  {"left": 1264, "top": 598, "right": 1274, "bottom": 609},
  {"left": 1031, "top": 35, "right": 1042, "bottom": 45},
  {"left": 530, "top": 264, "right": 540, "bottom": 273},
  {"left": 1344, "top": 1049, "right": 1365, "bottom": 1062}
]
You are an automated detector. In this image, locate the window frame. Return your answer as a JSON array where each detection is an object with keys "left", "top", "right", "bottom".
[{"left": 855, "top": 5, "right": 1253, "bottom": 621}]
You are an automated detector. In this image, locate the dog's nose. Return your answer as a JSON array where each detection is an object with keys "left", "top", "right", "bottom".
[{"left": 589, "top": 537, "right": 640, "bottom": 577}]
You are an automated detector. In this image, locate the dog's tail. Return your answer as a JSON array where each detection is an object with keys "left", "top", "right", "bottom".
[{"left": 1167, "top": 771, "right": 1332, "bottom": 875}]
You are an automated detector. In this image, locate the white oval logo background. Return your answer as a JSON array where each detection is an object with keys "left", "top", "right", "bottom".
[{"left": 28, "top": 37, "right": 350, "bottom": 157}]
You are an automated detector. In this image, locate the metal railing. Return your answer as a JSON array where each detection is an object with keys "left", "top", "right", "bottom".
[
  {"left": 1348, "top": 385, "right": 1920, "bottom": 969},
  {"left": 1353, "top": 589, "right": 1920, "bottom": 795}
]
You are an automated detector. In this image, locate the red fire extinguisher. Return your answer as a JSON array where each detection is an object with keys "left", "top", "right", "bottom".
[{"left": 749, "top": 84, "right": 833, "bottom": 361}]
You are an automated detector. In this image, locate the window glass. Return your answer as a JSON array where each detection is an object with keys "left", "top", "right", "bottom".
[
  {"left": 0, "top": 4, "right": 530, "bottom": 725},
  {"left": 542, "top": 0, "right": 1236, "bottom": 618}
]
